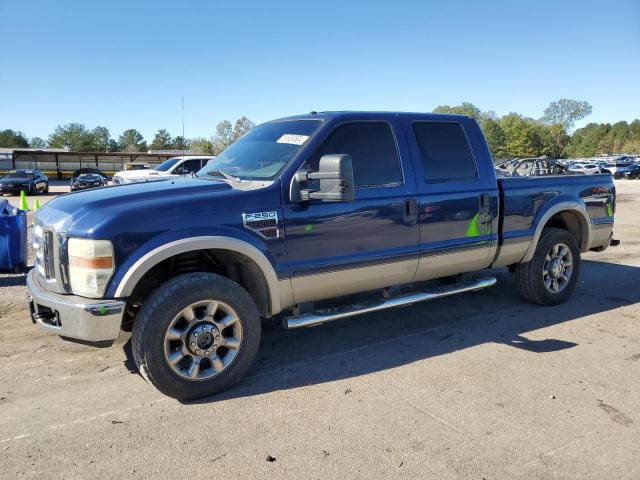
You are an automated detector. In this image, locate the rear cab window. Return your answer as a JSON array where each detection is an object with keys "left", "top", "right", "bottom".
[{"left": 411, "top": 122, "right": 478, "bottom": 183}]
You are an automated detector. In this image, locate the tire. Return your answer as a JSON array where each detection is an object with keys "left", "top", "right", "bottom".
[
  {"left": 132, "top": 272, "right": 261, "bottom": 401},
  {"left": 44, "top": 184, "right": 49, "bottom": 194},
  {"left": 514, "top": 228, "right": 580, "bottom": 306}
]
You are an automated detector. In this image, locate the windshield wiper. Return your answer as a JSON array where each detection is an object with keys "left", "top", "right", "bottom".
[{"left": 206, "top": 169, "right": 239, "bottom": 184}]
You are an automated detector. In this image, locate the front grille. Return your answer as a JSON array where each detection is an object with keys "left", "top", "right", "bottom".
[{"left": 43, "top": 231, "right": 55, "bottom": 280}]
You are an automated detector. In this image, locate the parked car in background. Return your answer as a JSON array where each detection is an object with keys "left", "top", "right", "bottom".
[
  {"left": 70, "top": 168, "right": 109, "bottom": 191},
  {"left": 567, "top": 163, "right": 606, "bottom": 175},
  {"left": 124, "top": 163, "right": 151, "bottom": 171},
  {"left": 112, "top": 156, "right": 214, "bottom": 185},
  {"left": 0, "top": 169, "right": 48, "bottom": 195},
  {"left": 614, "top": 163, "right": 640, "bottom": 179}
]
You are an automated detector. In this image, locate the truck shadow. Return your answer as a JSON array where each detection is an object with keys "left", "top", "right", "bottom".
[{"left": 170, "top": 259, "right": 640, "bottom": 404}]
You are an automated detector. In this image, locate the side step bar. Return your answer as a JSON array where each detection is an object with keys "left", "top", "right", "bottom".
[{"left": 283, "top": 276, "right": 497, "bottom": 330}]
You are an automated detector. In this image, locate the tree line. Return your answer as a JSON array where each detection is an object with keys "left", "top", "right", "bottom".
[
  {"left": 433, "top": 99, "right": 640, "bottom": 160},
  {"left": 0, "top": 116, "right": 255, "bottom": 156},
  {"left": 1, "top": 100, "right": 639, "bottom": 160}
]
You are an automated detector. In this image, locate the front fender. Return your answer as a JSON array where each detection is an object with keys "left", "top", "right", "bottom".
[{"left": 107, "top": 234, "right": 287, "bottom": 315}]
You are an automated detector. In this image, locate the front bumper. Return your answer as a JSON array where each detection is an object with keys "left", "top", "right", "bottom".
[
  {"left": 27, "top": 269, "right": 124, "bottom": 343},
  {"left": 0, "top": 185, "right": 30, "bottom": 194}
]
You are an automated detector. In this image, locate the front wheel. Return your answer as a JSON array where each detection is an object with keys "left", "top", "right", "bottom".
[
  {"left": 132, "top": 272, "right": 262, "bottom": 400},
  {"left": 515, "top": 228, "right": 580, "bottom": 305}
]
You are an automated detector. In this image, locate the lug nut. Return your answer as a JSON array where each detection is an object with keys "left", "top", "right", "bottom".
[
  {"left": 194, "top": 332, "right": 199, "bottom": 337},
  {"left": 191, "top": 342, "right": 196, "bottom": 347}
]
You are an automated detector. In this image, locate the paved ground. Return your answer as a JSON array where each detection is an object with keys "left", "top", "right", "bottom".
[{"left": 1, "top": 181, "right": 639, "bottom": 479}]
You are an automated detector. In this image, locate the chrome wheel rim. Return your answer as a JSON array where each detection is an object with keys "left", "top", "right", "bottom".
[
  {"left": 163, "top": 300, "right": 242, "bottom": 381},
  {"left": 543, "top": 243, "right": 573, "bottom": 293}
]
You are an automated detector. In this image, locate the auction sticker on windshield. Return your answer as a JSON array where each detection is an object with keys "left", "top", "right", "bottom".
[{"left": 276, "top": 134, "right": 309, "bottom": 145}]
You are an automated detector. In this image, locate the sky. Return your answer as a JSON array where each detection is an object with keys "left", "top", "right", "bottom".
[{"left": 2, "top": 0, "right": 639, "bottom": 142}]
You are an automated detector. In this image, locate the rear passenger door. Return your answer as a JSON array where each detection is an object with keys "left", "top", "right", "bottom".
[
  {"left": 399, "top": 116, "right": 498, "bottom": 281},
  {"left": 283, "top": 117, "right": 420, "bottom": 304}
]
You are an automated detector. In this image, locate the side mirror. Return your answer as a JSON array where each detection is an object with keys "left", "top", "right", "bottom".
[{"left": 291, "top": 154, "right": 355, "bottom": 202}]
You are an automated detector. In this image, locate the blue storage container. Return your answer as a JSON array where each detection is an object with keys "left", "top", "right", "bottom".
[{"left": 0, "top": 200, "right": 28, "bottom": 272}]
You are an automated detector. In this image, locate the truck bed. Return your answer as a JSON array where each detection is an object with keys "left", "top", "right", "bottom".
[{"left": 492, "top": 174, "right": 615, "bottom": 267}]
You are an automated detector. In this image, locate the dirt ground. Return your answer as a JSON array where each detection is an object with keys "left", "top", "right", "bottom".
[{"left": 1, "top": 181, "right": 639, "bottom": 479}]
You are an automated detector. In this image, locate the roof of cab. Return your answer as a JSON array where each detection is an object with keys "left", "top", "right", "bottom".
[{"left": 269, "top": 111, "right": 475, "bottom": 123}]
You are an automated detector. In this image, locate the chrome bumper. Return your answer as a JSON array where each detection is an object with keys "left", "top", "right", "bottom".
[{"left": 26, "top": 269, "right": 124, "bottom": 343}]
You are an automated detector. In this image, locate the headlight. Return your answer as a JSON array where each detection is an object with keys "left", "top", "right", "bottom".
[{"left": 68, "top": 238, "right": 114, "bottom": 298}]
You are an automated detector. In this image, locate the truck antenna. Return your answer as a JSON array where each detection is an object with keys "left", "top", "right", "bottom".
[{"left": 181, "top": 96, "right": 185, "bottom": 158}]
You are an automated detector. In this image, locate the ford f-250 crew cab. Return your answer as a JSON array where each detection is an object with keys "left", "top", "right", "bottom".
[{"left": 27, "top": 112, "right": 616, "bottom": 400}]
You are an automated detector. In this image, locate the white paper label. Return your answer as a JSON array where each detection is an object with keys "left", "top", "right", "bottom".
[{"left": 276, "top": 134, "right": 309, "bottom": 145}]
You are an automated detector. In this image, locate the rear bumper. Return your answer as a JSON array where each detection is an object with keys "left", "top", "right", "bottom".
[{"left": 26, "top": 269, "right": 124, "bottom": 343}]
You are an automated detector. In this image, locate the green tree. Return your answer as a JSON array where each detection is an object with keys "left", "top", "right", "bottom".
[
  {"left": 499, "top": 113, "right": 539, "bottom": 158},
  {"left": 29, "top": 137, "right": 46, "bottom": 149},
  {"left": 48, "top": 123, "right": 96, "bottom": 151},
  {"left": 118, "top": 129, "right": 147, "bottom": 152},
  {"left": 433, "top": 102, "right": 482, "bottom": 121},
  {"left": 173, "top": 135, "right": 188, "bottom": 151},
  {"left": 90, "top": 126, "right": 112, "bottom": 151},
  {"left": 542, "top": 124, "right": 569, "bottom": 158},
  {"left": 566, "top": 123, "right": 610, "bottom": 157},
  {"left": 0, "top": 129, "right": 29, "bottom": 148},
  {"left": 212, "top": 120, "right": 233, "bottom": 154},
  {"left": 188, "top": 137, "right": 213, "bottom": 154},
  {"left": 232, "top": 116, "right": 255, "bottom": 141},
  {"left": 542, "top": 99, "right": 592, "bottom": 131},
  {"left": 149, "top": 129, "right": 173, "bottom": 150},
  {"left": 479, "top": 118, "right": 505, "bottom": 160},
  {"left": 598, "top": 121, "right": 630, "bottom": 154}
]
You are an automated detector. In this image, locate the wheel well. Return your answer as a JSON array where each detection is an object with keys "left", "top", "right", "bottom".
[
  {"left": 122, "top": 249, "right": 271, "bottom": 330},
  {"left": 543, "top": 211, "right": 585, "bottom": 248}
]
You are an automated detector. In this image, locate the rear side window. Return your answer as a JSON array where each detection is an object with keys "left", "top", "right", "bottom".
[
  {"left": 311, "top": 122, "right": 403, "bottom": 187},
  {"left": 412, "top": 122, "right": 477, "bottom": 182}
]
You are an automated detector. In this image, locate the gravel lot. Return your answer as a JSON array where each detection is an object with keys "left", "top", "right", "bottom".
[{"left": 1, "top": 181, "right": 639, "bottom": 479}]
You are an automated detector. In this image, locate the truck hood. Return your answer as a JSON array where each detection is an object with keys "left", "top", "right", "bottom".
[{"left": 39, "top": 177, "right": 236, "bottom": 235}]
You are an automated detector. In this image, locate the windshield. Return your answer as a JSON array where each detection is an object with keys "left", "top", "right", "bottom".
[
  {"left": 197, "top": 120, "right": 322, "bottom": 180},
  {"left": 155, "top": 157, "right": 180, "bottom": 172},
  {"left": 5, "top": 171, "right": 33, "bottom": 179}
]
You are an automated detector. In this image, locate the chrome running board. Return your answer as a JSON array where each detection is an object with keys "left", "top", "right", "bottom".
[{"left": 283, "top": 276, "right": 497, "bottom": 329}]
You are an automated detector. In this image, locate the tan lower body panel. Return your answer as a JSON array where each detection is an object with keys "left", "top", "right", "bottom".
[
  {"left": 291, "top": 259, "right": 417, "bottom": 304},
  {"left": 414, "top": 246, "right": 493, "bottom": 282}
]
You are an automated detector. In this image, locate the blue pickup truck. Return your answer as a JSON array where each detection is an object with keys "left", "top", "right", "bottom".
[{"left": 27, "top": 112, "right": 616, "bottom": 400}]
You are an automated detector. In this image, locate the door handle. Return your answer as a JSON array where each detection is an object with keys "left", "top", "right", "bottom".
[
  {"left": 404, "top": 198, "right": 418, "bottom": 223},
  {"left": 479, "top": 193, "right": 491, "bottom": 213}
]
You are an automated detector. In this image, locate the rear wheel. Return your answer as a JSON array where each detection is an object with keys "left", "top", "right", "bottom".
[
  {"left": 132, "top": 272, "right": 261, "bottom": 400},
  {"left": 515, "top": 228, "right": 580, "bottom": 305}
]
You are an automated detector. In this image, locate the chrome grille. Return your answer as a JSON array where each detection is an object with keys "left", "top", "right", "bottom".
[
  {"left": 43, "top": 231, "right": 55, "bottom": 279},
  {"left": 32, "top": 211, "right": 72, "bottom": 294}
]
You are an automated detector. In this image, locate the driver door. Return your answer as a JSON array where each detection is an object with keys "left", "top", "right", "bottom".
[{"left": 282, "top": 116, "right": 419, "bottom": 304}]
